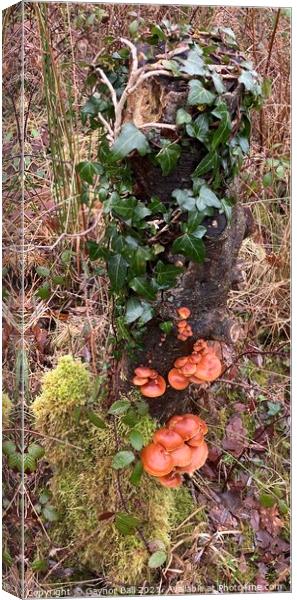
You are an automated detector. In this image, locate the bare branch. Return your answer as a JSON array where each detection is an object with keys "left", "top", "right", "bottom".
[
  {"left": 139, "top": 122, "right": 177, "bottom": 131},
  {"left": 95, "top": 67, "right": 118, "bottom": 110}
]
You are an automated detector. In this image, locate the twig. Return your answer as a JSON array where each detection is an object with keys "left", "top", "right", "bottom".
[
  {"left": 42, "top": 521, "right": 113, "bottom": 582},
  {"left": 265, "top": 8, "right": 281, "bottom": 76},
  {"left": 3, "top": 428, "right": 85, "bottom": 451},
  {"left": 96, "top": 67, "right": 118, "bottom": 110},
  {"left": 217, "top": 342, "right": 289, "bottom": 380},
  {"left": 139, "top": 122, "right": 177, "bottom": 131},
  {"left": 148, "top": 209, "right": 181, "bottom": 243}
]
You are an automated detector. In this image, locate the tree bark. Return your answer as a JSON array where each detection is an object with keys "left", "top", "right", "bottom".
[{"left": 121, "top": 47, "right": 254, "bottom": 422}]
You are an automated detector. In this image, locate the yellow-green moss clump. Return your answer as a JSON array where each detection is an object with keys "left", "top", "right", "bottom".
[
  {"left": 31, "top": 355, "right": 196, "bottom": 585},
  {"left": 2, "top": 392, "right": 12, "bottom": 428}
]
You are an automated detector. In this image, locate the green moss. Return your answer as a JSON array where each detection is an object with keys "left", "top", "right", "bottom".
[
  {"left": 32, "top": 355, "right": 197, "bottom": 585},
  {"left": 2, "top": 392, "right": 12, "bottom": 428}
]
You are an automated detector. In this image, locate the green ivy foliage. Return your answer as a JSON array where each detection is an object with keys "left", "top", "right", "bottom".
[{"left": 80, "top": 20, "right": 263, "bottom": 345}]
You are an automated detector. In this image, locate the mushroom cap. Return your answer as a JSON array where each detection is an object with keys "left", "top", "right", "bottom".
[
  {"left": 174, "top": 356, "right": 189, "bottom": 369},
  {"left": 140, "top": 375, "right": 166, "bottom": 398},
  {"left": 188, "top": 374, "right": 204, "bottom": 385},
  {"left": 153, "top": 428, "right": 184, "bottom": 451},
  {"left": 193, "top": 339, "right": 208, "bottom": 353},
  {"left": 177, "top": 307, "right": 191, "bottom": 319},
  {"left": 134, "top": 366, "right": 157, "bottom": 379},
  {"left": 157, "top": 471, "right": 182, "bottom": 488},
  {"left": 168, "top": 368, "right": 189, "bottom": 390},
  {"left": 180, "top": 362, "right": 197, "bottom": 377},
  {"left": 132, "top": 375, "right": 149, "bottom": 386},
  {"left": 177, "top": 440, "right": 208, "bottom": 475},
  {"left": 169, "top": 443, "right": 192, "bottom": 467},
  {"left": 184, "top": 413, "right": 208, "bottom": 436},
  {"left": 167, "top": 414, "right": 202, "bottom": 441},
  {"left": 141, "top": 442, "right": 174, "bottom": 477},
  {"left": 189, "top": 353, "right": 202, "bottom": 364},
  {"left": 194, "top": 353, "right": 222, "bottom": 382},
  {"left": 177, "top": 333, "right": 188, "bottom": 341},
  {"left": 187, "top": 432, "right": 205, "bottom": 447},
  {"left": 177, "top": 320, "right": 188, "bottom": 330}
]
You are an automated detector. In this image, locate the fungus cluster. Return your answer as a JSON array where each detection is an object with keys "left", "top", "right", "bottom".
[
  {"left": 168, "top": 339, "right": 222, "bottom": 390},
  {"left": 132, "top": 367, "right": 166, "bottom": 398},
  {"left": 141, "top": 414, "right": 208, "bottom": 488},
  {"left": 176, "top": 307, "right": 193, "bottom": 341}
]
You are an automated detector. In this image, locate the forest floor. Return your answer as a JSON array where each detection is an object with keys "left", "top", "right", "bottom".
[{"left": 2, "top": 3, "right": 290, "bottom": 596}]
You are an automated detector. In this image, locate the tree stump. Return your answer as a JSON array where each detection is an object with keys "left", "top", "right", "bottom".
[{"left": 120, "top": 39, "right": 256, "bottom": 421}]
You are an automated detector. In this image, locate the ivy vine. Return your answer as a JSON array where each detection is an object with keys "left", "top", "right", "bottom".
[{"left": 78, "top": 20, "right": 264, "bottom": 351}]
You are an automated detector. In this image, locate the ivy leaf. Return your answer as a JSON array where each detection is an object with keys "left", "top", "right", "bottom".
[
  {"left": 192, "top": 151, "right": 218, "bottom": 178},
  {"left": 156, "top": 144, "right": 181, "bottom": 176},
  {"left": 108, "top": 254, "right": 128, "bottom": 291},
  {"left": 36, "top": 266, "right": 50, "bottom": 278},
  {"left": 159, "top": 321, "right": 173, "bottom": 334},
  {"left": 238, "top": 136, "right": 249, "bottom": 154},
  {"left": 108, "top": 399, "right": 131, "bottom": 415},
  {"left": 211, "top": 72, "right": 226, "bottom": 94},
  {"left": 129, "top": 276, "right": 157, "bottom": 301},
  {"left": 211, "top": 107, "right": 232, "bottom": 150},
  {"left": 179, "top": 48, "right": 205, "bottom": 76},
  {"left": 172, "top": 188, "right": 195, "bottom": 211},
  {"left": 176, "top": 108, "right": 192, "bottom": 125},
  {"left": 128, "top": 248, "right": 150, "bottom": 278},
  {"left": 129, "top": 460, "right": 143, "bottom": 486},
  {"left": 150, "top": 24, "right": 166, "bottom": 41},
  {"left": 76, "top": 161, "right": 103, "bottom": 184},
  {"left": 133, "top": 202, "right": 152, "bottom": 221},
  {"left": 111, "top": 123, "right": 150, "bottom": 160},
  {"left": 138, "top": 303, "right": 154, "bottom": 325},
  {"left": 186, "top": 114, "right": 209, "bottom": 142},
  {"left": 186, "top": 208, "right": 212, "bottom": 232},
  {"left": 8, "top": 452, "right": 22, "bottom": 471},
  {"left": 162, "top": 59, "right": 181, "bottom": 77},
  {"left": 125, "top": 297, "right": 144, "bottom": 324},
  {"left": 220, "top": 198, "right": 233, "bottom": 224},
  {"left": 110, "top": 194, "right": 137, "bottom": 223},
  {"left": 81, "top": 94, "right": 109, "bottom": 124},
  {"left": 32, "top": 559, "right": 48, "bottom": 573},
  {"left": 112, "top": 451, "right": 135, "bottom": 470},
  {"left": 196, "top": 185, "right": 221, "bottom": 210},
  {"left": 155, "top": 261, "right": 183, "bottom": 288},
  {"left": 148, "top": 550, "right": 167, "bottom": 569},
  {"left": 188, "top": 80, "right": 215, "bottom": 106},
  {"left": 27, "top": 443, "right": 45, "bottom": 459},
  {"left": 36, "top": 285, "right": 51, "bottom": 301},
  {"left": 267, "top": 401, "right": 282, "bottom": 417},
  {"left": 86, "top": 240, "right": 109, "bottom": 261},
  {"left": 259, "top": 493, "right": 276, "bottom": 508},
  {"left": 190, "top": 226, "right": 207, "bottom": 239},
  {"left": 42, "top": 505, "right": 59, "bottom": 522},
  {"left": 115, "top": 512, "right": 140, "bottom": 535},
  {"left": 129, "top": 430, "right": 144, "bottom": 451},
  {"left": 239, "top": 70, "right": 258, "bottom": 93},
  {"left": 85, "top": 410, "right": 106, "bottom": 429},
  {"left": 3, "top": 440, "right": 17, "bottom": 456},
  {"left": 39, "top": 491, "right": 50, "bottom": 505},
  {"left": 149, "top": 197, "right": 166, "bottom": 214},
  {"left": 172, "top": 234, "right": 206, "bottom": 263},
  {"left": 24, "top": 454, "right": 37, "bottom": 472}
]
